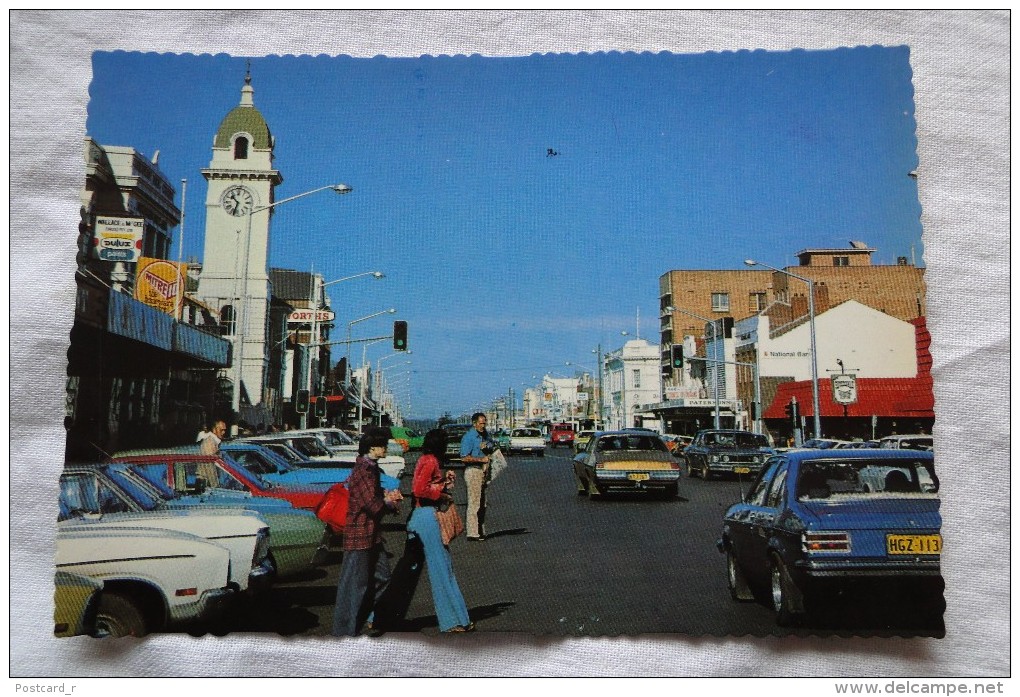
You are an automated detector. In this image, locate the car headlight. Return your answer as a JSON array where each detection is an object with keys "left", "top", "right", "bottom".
[
  {"left": 253, "top": 528, "right": 271, "bottom": 566},
  {"left": 722, "top": 455, "right": 730, "bottom": 463},
  {"left": 710, "top": 455, "right": 719, "bottom": 463}
]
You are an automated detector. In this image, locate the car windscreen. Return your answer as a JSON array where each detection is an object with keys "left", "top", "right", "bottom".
[
  {"left": 317, "top": 430, "right": 355, "bottom": 447},
  {"left": 596, "top": 435, "right": 669, "bottom": 453},
  {"left": 290, "top": 437, "right": 332, "bottom": 458},
  {"left": 121, "top": 463, "right": 178, "bottom": 499},
  {"left": 796, "top": 458, "right": 939, "bottom": 500},
  {"left": 264, "top": 443, "right": 303, "bottom": 462},
  {"left": 705, "top": 432, "right": 768, "bottom": 448},
  {"left": 228, "top": 448, "right": 289, "bottom": 475}
]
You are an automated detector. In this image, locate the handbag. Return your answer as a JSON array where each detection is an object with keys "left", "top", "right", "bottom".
[
  {"left": 314, "top": 482, "right": 350, "bottom": 534},
  {"left": 435, "top": 498, "right": 464, "bottom": 545}
]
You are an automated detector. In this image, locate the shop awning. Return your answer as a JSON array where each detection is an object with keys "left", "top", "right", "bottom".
[
  {"left": 764, "top": 377, "right": 934, "bottom": 419},
  {"left": 107, "top": 290, "right": 173, "bottom": 351}
]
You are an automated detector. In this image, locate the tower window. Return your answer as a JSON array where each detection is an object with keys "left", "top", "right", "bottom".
[
  {"left": 234, "top": 137, "right": 249, "bottom": 160},
  {"left": 833, "top": 255, "right": 850, "bottom": 266},
  {"left": 711, "top": 292, "right": 730, "bottom": 312}
]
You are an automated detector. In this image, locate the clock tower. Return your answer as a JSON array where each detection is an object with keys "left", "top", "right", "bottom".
[{"left": 197, "top": 71, "right": 282, "bottom": 414}]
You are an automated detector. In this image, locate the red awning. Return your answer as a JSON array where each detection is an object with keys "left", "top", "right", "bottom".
[
  {"left": 324, "top": 395, "right": 346, "bottom": 402},
  {"left": 764, "top": 376, "right": 934, "bottom": 419}
]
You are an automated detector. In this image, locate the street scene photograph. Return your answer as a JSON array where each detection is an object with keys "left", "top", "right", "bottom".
[{"left": 55, "top": 44, "right": 945, "bottom": 643}]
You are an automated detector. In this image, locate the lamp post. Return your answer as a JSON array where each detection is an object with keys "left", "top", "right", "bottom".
[
  {"left": 232, "top": 183, "right": 352, "bottom": 432},
  {"left": 375, "top": 354, "right": 411, "bottom": 424},
  {"left": 664, "top": 305, "right": 722, "bottom": 429},
  {"left": 745, "top": 259, "right": 821, "bottom": 438},
  {"left": 345, "top": 308, "right": 396, "bottom": 385},
  {"left": 357, "top": 337, "right": 387, "bottom": 431},
  {"left": 591, "top": 345, "right": 604, "bottom": 429},
  {"left": 302, "top": 269, "right": 382, "bottom": 428}
]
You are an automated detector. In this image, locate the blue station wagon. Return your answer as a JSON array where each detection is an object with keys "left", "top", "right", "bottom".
[{"left": 717, "top": 449, "right": 942, "bottom": 625}]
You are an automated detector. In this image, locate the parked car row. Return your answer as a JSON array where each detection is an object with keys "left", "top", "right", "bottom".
[
  {"left": 56, "top": 433, "right": 412, "bottom": 637},
  {"left": 57, "top": 463, "right": 275, "bottom": 637}
]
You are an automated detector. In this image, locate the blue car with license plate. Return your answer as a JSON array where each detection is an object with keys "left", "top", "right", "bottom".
[{"left": 717, "top": 449, "right": 941, "bottom": 625}]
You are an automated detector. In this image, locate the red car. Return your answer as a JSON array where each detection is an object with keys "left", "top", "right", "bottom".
[
  {"left": 550, "top": 423, "right": 575, "bottom": 448},
  {"left": 111, "top": 453, "right": 330, "bottom": 511}
]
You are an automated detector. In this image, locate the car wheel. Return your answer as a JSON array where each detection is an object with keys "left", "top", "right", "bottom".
[
  {"left": 537, "top": 450, "right": 544, "bottom": 458},
  {"left": 685, "top": 460, "right": 697, "bottom": 478},
  {"left": 93, "top": 592, "right": 149, "bottom": 638},
  {"left": 770, "top": 556, "right": 802, "bottom": 626},
  {"left": 726, "top": 548, "right": 754, "bottom": 602},
  {"left": 663, "top": 483, "right": 679, "bottom": 499}
]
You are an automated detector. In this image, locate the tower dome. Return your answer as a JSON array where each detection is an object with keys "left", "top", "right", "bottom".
[{"left": 213, "top": 74, "right": 273, "bottom": 150}]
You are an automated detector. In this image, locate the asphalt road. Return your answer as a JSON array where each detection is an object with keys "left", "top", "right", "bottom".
[{"left": 198, "top": 447, "right": 944, "bottom": 638}]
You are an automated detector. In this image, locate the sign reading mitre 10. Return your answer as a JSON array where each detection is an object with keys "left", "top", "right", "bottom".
[
  {"left": 134, "top": 257, "right": 186, "bottom": 319},
  {"left": 93, "top": 216, "right": 145, "bottom": 262},
  {"left": 831, "top": 374, "right": 858, "bottom": 405},
  {"left": 288, "top": 309, "right": 336, "bottom": 323}
]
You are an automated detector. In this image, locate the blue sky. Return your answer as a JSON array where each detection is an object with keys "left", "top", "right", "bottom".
[{"left": 86, "top": 47, "right": 923, "bottom": 418}]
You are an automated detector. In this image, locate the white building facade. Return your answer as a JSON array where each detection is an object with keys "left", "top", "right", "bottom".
[{"left": 603, "top": 338, "right": 662, "bottom": 431}]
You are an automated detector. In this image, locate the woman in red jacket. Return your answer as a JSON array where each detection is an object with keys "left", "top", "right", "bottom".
[{"left": 407, "top": 428, "right": 473, "bottom": 632}]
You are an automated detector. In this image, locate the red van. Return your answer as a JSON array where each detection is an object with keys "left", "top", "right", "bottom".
[{"left": 550, "top": 422, "right": 575, "bottom": 448}]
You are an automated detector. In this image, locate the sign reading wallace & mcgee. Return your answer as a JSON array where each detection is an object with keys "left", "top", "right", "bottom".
[
  {"left": 94, "top": 216, "right": 145, "bottom": 262},
  {"left": 134, "top": 257, "right": 186, "bottom": 319}
]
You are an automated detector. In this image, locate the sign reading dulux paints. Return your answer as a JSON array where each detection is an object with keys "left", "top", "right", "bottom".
[
  {"left": 94, "top": 216, "right": 145, "bottom": 262},
  {"left": 135, "top": 257, "right": 187, "bottom": 319}
]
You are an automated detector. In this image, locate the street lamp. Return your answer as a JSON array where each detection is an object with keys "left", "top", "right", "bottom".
[
  {"left": 745, "top": 258, "right": 821, "bottom": 438},
  {"left": 302, "top": 268, "right": 382, "bottom": 428},
  {"left": 232, "top": 182, "right": 352, "bottom": 430},
  {"left": 592, "top": 346, "right": 604, "bottom": 429},
  {"left": 345, "top": 308, "right": 396, "bottom": 383},
  {"left": 356, "top": 337, "right": 387, "bottom": 431},
  {"left": 664, "top": 305, "right": 721, "bottom": 429}
]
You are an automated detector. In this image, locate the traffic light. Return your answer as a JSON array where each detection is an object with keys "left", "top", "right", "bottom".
[
  {"left": 750, "top": 401, "right": 759, "bottom": 421},
  {"left": 296, "top": 389, "right": 310, "bottom": 414},
  {"left": 393, "top": 320, "right": 408, "bottom": 351},
  {"left": 785, "top": 399, "right": 800, "bottom": 421},
  {"left": 315, "top": 396, "right": 327, "bottom": 418},
  {"left": 670, "top": 344, "right": 684, "bottom": 369}
]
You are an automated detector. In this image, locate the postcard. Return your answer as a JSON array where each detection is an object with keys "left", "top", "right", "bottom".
[{"left": 55, "top": 45, "right": 947, "bottom": 641}]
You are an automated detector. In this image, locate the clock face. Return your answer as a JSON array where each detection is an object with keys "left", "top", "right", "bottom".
[{"left": 221, "top": 186, "right": 254, "bottom": 217}]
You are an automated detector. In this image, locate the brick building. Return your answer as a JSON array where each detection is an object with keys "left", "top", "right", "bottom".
[
  {"left": 658, "top": 241, "right": 926, "bottom": 375},
  {"left": 652, "top": 242, "right": 928, "bottom": 438}
]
